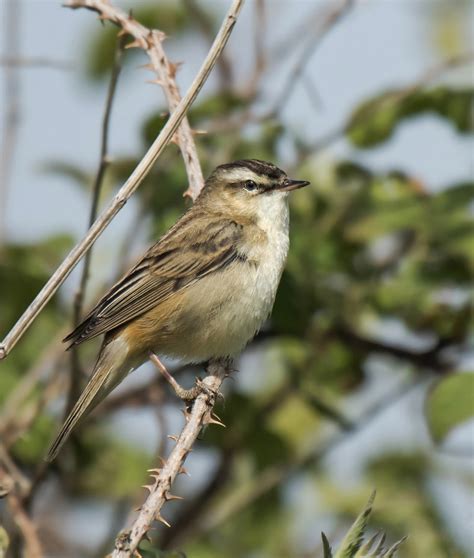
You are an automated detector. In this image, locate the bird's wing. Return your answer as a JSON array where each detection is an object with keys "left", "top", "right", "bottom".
[{"left": 64, "top": 213, "right": 246, "bottom": 347}]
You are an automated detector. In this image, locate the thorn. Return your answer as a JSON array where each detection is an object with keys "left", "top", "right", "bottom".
[
  {"left": 139, "top": 63, "right": 155, "bottom": 72},
  {"left": 168, "top": 61, "right": 183, "bottom": 78},
  {"left": 178, "top": 466, "right": 190, "bottom": 477},
  {"left": 97, "top": 13, "right": 109, "bottom": 21},
  {"left": 135, "top": 506, "right": 142, "bottom": 512},
  {"left": 167, "top": 434, "right": 178, "bottom": 442},
  {"left": 141, "top": 484, "right": 154, "bottom": 493},
  {"left": 146, "top": 79, "right": 165, "bottom": 87},
  {"left": 117, "top": 28, "right": 129, "bottom": 38},
  {"left": 192, "top": 128, "right": 208, "bottom": 136},
  {"left": 147, "top": 458, "right": 165, "bottom": 473},
  {"left": 125, "top": 38, "right": 144, "bottom": 50},
  {"left": 165, "top": 492, "right": 184, "bottom": 501},
  {"left": 143, "top": 531, "right": 152, "bottom": 543},
  {"left": 155, "top": 513, "right": 171, "bottom": 528},
  {"left": 203, "top": 412, "right": 226, "bottom": 427}
]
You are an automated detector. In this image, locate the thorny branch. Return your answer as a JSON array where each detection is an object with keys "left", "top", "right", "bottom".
[
  {"left": 67, "top": 0, "right": 204, "bottom": 200},
  {"left": 0, "top": 0, "right": 244, "bottom": 360},
  {"left": 112, "top": 359, "right": 230, "bottom": 558}
]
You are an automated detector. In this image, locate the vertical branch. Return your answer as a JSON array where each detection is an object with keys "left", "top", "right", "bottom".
[
  {"left": 0, "top": 0, "right": 21, "bottom": 247},
  {"left": 66, "top": 36, "right": 125, "bottom": 414}
]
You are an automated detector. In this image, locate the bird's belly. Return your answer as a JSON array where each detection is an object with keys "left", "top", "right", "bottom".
[
  {"left": 180, "top": 270, "right": 271, "bottom": 360},
  {"left": 155, "top": 259, "right": 283, "bottom": 362}
]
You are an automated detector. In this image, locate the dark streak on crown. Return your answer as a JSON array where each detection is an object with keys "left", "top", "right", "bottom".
[{"left": 216, "top": 159, "right": 286, "bottom": 181}]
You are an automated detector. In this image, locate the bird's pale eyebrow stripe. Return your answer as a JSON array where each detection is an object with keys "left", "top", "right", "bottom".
[{"left": 222, "top": 168, "right": 273, "bottom": 185}]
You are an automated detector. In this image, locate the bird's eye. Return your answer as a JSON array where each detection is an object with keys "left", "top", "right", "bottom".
[{"left": 244, "top": 180, "right": 258, "bottom": 192}]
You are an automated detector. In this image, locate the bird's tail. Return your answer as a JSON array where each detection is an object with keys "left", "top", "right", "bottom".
[{"left": 46, "top": 337, "right": 131, "bottom": 462}]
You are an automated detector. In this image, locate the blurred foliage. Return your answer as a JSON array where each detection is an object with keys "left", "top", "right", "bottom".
[
  {"left": 1, "top": 2, "right": 473, "bottom": 558},
  {"left": 0, "top": 526, "right": 9, "bottom": 558},
  {"left": 425, "top": 372, "right": 474, "bottom": 444},
  {"left": 0, "top": 234, "right": 72, "bottom": 403},
  {"left": 427, "top": 0, "right": 473, "bottom": 58},
  {"left": 346, "top": 87, "right": 474, "bottom": 148}
]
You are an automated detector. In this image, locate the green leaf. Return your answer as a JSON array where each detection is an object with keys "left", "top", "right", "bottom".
[
  {"left": 354, "top": 532, "right": 384, "bottom": 557},
  {"left": 322, "top": 532, "right": 334, "bottom": 558},
  {"left": 383, "top": 537, "right": 408, "bottom": 557},
  {"left": 334, "top": 491, "right": 375, "bottom": 558},
  {"left": 425, "top": 372, "right": 474, "bottom": 443}
]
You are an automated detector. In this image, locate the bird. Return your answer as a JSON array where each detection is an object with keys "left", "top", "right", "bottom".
[{"left": 46, "top": 159, "right": 309, "bottom": 461}]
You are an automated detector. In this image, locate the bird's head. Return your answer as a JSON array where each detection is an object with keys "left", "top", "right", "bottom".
[{"left": 199, "top": 159, "right": 310, "bottom": 218}]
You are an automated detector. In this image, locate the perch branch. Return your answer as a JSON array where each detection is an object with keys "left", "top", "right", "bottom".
[
  {"left": 112, "top": 359, "right": 230, "bottom": 558},
  {"left": 0, "top": 0, "right": 244, "bottom": 360},
  {"left": 67, "top": 0, "right": 204, "bottom": 200}
]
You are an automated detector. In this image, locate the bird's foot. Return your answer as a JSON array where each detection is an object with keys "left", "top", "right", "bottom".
[{"left": 149, "top": 353, "right": 218, "bottom": 402}]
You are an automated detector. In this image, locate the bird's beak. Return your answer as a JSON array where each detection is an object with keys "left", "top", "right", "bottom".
[{"left": 277, "top": 178, "right": 310, "bottom": 192}]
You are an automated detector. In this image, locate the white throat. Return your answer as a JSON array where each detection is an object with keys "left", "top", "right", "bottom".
[{"left": 255, "top": 191, "right": 289, "bottom": 237}]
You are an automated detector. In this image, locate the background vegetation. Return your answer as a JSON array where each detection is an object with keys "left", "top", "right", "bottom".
[{"left": 0, "top": 1, "right": 472, "bottom": 557}]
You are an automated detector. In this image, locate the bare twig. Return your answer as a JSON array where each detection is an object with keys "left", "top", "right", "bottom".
[
  {"left": 0, "top": 0, "right": 21, "bottom": 247},
  {"left": 0, "top": 444, "right": 31, "bottom": 497},
  {"left": 112, "top": 359, "right": 230, "bottom": 558},
  {"left": 67, "top": 0, "right": 204, "bottom": 200},
  {"left": 0, "top": 56, "right": 71, "bottom": 70},
  {"left": 0, "top": 0, "right": 244, "bottom": 360},
  {"left": 7, "top": 493, "right": 42, "bottom": 558},
  {"left": 67, "top": 36, "right": 125, "bottom": 414}
]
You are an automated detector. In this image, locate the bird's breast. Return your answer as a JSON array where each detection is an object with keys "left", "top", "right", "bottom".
[
  {"left": 172, "top": 202, "right": 289, "bottom": 360},
  {"left": 140, "top": 200, "right": 290, "bottom": 362}
]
